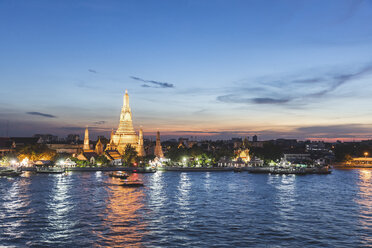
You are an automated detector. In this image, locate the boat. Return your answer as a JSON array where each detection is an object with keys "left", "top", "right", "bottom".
[
  {"left": 0, "top": 169, "right": 22, "bottom": 177},
  {"left": 248, "top": 165, "right": 332, "bottom": 175},
  {"left": 120, "top": 180, "right": 144, "bottom": 187},
  {"left": 306, "top": 166, "right": 332, "bottom": 174},
  {"left": 132, "top": 168, "right": 156, "bottom": 173},
  {"left": 270, "top": 167, "right": 307, "bottom": 175},
  {"left": 35, "top": 167, "right": 65, "bottom": 174},
  {"left": 233, "top": 167, "right": 244, "bottom": 173},
  {"left": 109, "top": 171, "right": 129, "bottom": 179}
]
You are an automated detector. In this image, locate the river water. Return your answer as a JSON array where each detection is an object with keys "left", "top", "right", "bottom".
[{"left": 0, "top": 169, "right": 371, "bottom": 247}]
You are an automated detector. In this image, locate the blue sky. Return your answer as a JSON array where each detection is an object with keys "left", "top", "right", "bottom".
[{"left": 1, "top": 0, "right": 372, "bottom": 141}]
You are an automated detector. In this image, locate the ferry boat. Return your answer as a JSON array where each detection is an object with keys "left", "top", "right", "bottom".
[
  {"left": 132, "top": 168, "right": 156, "bottom": 173},
  {"left": 233, "top": 167, "right": 244, "bottom": 173},
  {"left": 120, "top": 179, "right": 144, "bottom": 187},
  {"left": 270, "top": 167, "right": 307, "bottom": 175},
  {"left": 109, "top": 171, "right": 129, "bottom": 179},
  {"left": 0, "top": 169, "right": 23, "bottom": 177},
  {"left": 35, "top": 167, "right": 65, "bottom": 174},
  {"left": 247, "top": 157, "right": 332, "bottom": 175}
]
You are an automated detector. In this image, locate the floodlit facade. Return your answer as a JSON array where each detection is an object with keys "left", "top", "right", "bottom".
[{"left": 106, "top": 90, "right": 145, "bottom": 156}]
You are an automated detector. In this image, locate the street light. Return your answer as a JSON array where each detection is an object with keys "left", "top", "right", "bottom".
[{"left": 364, "top": 152, "right": 369, "bottom": 158}]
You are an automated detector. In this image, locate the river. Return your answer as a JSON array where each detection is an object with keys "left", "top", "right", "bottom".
[{"left": 0, "top": 169, "right": 371, "bottom": 247}]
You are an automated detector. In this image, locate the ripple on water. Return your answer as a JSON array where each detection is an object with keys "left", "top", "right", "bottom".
[{"left": 0, "top": 170, "right": 371, "bottom": 247}]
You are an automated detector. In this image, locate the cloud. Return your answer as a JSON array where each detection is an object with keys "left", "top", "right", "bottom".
[
  {"left": 252, "top": 97, "right": 291, "bottom": 104},
  {"left": 130, "top": 76, "right": 174, "bottom": 88},
  {"left": 217, "top": 63, "right": 372, "bottom": 106},
  {"left": 88, "top": 69, "right": 97, "bottom": 73},
  {"left": 296, "top": 124, "right": 372, "bottom": 135},
  {"left": 217, "top": 95, "right": 291, "bottom": 105},
  {"left": 26, "top": 112, "right": 57, "bottom": 118},
  {"left": 338, "top": 0, "right": 365, "bottom": 22},
  {"left": 94, "top": 121, "right": 106, "bottom": 125}
]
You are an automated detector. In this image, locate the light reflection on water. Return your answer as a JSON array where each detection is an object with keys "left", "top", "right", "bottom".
[
  {"left": 356, "top": 169, "right": 372, "bottom": 246},
  {"left": 177, "top": 173, "right": 191, "bottom": 214},
  {"left": 275, "top": 175, "right": 296, "bottom": 221},
  {"left": 45, "top": 174, "right": 75, "bottom": 241},
  {"left": 0, "top": 170, "right": 371, "bottom": 247},
  {"left": 95, "top": 175, "right": 147, "bottom": 247},
  {"left": 0, "top": 177, "right": 31, "bottom": 240}
]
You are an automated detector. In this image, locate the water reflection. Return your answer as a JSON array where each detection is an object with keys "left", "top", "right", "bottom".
[
  {"left": 177, "top": 173, "right": 191, "bottom": 213},
  {"left": 268, "top": 174, "right": 297, "bottom": 230},
  {"left": 356, "top": 169, "right": 372, "bottom": 246},
  {"left": 148, "top": 171, "right": 166, "bottom": 212},
  {"left": 96, "top": 175, "right": 146, "bottom": 247},
  {"left": 45, "top": 174, "right": 75, "bottom": 241},
  {"left": 204, "top": 172, "right": 211, "bottom": 191},
  {"left": 0, "top": 177, "right": 31, "bottom": 240}
]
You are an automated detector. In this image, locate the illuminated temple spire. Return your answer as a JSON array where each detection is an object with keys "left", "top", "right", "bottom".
[
  {"left": 154, "top": 131, "right": 164, "bottom": 158},
  {"left": 109, "top": 90, "right": 142, "bottom": 155},
  {"left": 116, "top": 89, "right": 136, "bottom": 135},
  {"left": 137, "top": 127, "right": 145, "bottom": 157},
  {"left": 83, "top": 126, "right": 90, "bottom": 151},
  {"left": 95, "top": 138, "right": 103, "bottom": 155}
]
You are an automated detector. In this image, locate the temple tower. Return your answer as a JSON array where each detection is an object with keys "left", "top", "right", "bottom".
[
  {"left": 83, "top": 126, "right": 90, "bottom": 151},
  {"left": 116, "top": 89, "right": 136, "bottom": 135},
  {"left": 154, "top": 131, "right": 164, "bottom": 158},
  {"left": 106, "top": 129, "right": 115, "bottom": 150},
  {"left": 109, "top": 90, "right": 140, "bottom": 154},
  {"left": 95, "top": 138, "right": 104, "bottom": 155},
  {"left": 137, "top": 128, "right": 145, "bottom": 157}
]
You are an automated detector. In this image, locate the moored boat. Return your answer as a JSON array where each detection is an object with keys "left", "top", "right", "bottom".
[
  {"left": 35, "top": 167, "right": 65, "bottom": 174},
  {"left": 233, "top": 167, "right": 244, "bottom": 173},
  {"left": 247, "top": 165, "right": 332, "bottom": 175},
  {"left": 270, "top": 167, "right": 307, "bottom": 175},
  {"left": 0, "top": 169, "right": 23, "bottom": 177},
  {"left": 132, "top": 168, "right": 156, "bottom": 173}
]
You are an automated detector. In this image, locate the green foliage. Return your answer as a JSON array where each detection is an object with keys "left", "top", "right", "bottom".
[
  {"left": 164, "top": 142, "right": 224, "bottom": 166},
  {"left": 17, "top": 144, "right": 57, "bottom": 161},
  {"left": 121, "top": 144, "right": 138, "bottom": 166},
  {"left": 96, "top": 155, "right": 109, "bottom": 166},
  {"left": 249, "top": 142, "right": 283, "bottom": 163},
  {"left": 0, "top": 155, "right": 16, "bottom": 166}
]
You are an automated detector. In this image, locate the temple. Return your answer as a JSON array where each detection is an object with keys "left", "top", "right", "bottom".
[
  {"left": 83, "top": 126, "right": 94, "bottom": 152},
  {"left": 106, "top": 90, "right": 145, "bottom": 156},
  {"left": 154, "top": 131, "right": 164, "bottom": 158}
]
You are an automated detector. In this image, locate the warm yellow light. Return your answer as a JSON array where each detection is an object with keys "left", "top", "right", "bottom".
[{"left": 364, "top": 152, "right": 369, "bottom": 157}]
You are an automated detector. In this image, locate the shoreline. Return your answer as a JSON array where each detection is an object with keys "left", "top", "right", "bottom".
[{"left": 3, "top": 166, "right": 371, "bottom": 173}]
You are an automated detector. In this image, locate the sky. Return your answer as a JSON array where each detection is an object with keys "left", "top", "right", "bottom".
[{"left": 1, "top": 0, "right": 372, "bottom": 141}]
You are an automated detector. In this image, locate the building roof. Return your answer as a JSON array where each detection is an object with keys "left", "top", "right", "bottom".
[
  {"left": 10, "top": 137, "right": 40, "bottom": 145},
  {"left": 105, "top": 150, "right": 121, "bottom": 160},
  {"left": 83, "top": 152, "right": 98, "bottom": 159}
]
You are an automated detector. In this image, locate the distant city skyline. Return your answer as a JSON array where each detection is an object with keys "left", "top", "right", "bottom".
[{"left": 1, "top": 0, "right": 372, "bottom": 141}]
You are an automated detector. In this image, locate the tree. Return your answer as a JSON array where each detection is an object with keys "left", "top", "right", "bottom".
[
  {"left": 96, "top": 155, "right": 109, "bottom": 166},
  {"left": 121, "top": 145, "right": 138, "bottom": 166},
  {"left": 17, "top": 144, "right": 57, "bottom": 162}
]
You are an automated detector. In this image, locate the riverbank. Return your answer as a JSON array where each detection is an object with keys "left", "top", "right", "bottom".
[
  {"left": 15, "top": 167, "right": 152, "bottom": 172},
  {"left": 159, "top": 167, "right": 234, "bottom": 172},
  {"left": 331, "top": 163, "right": 372, "bottom": 169}
]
